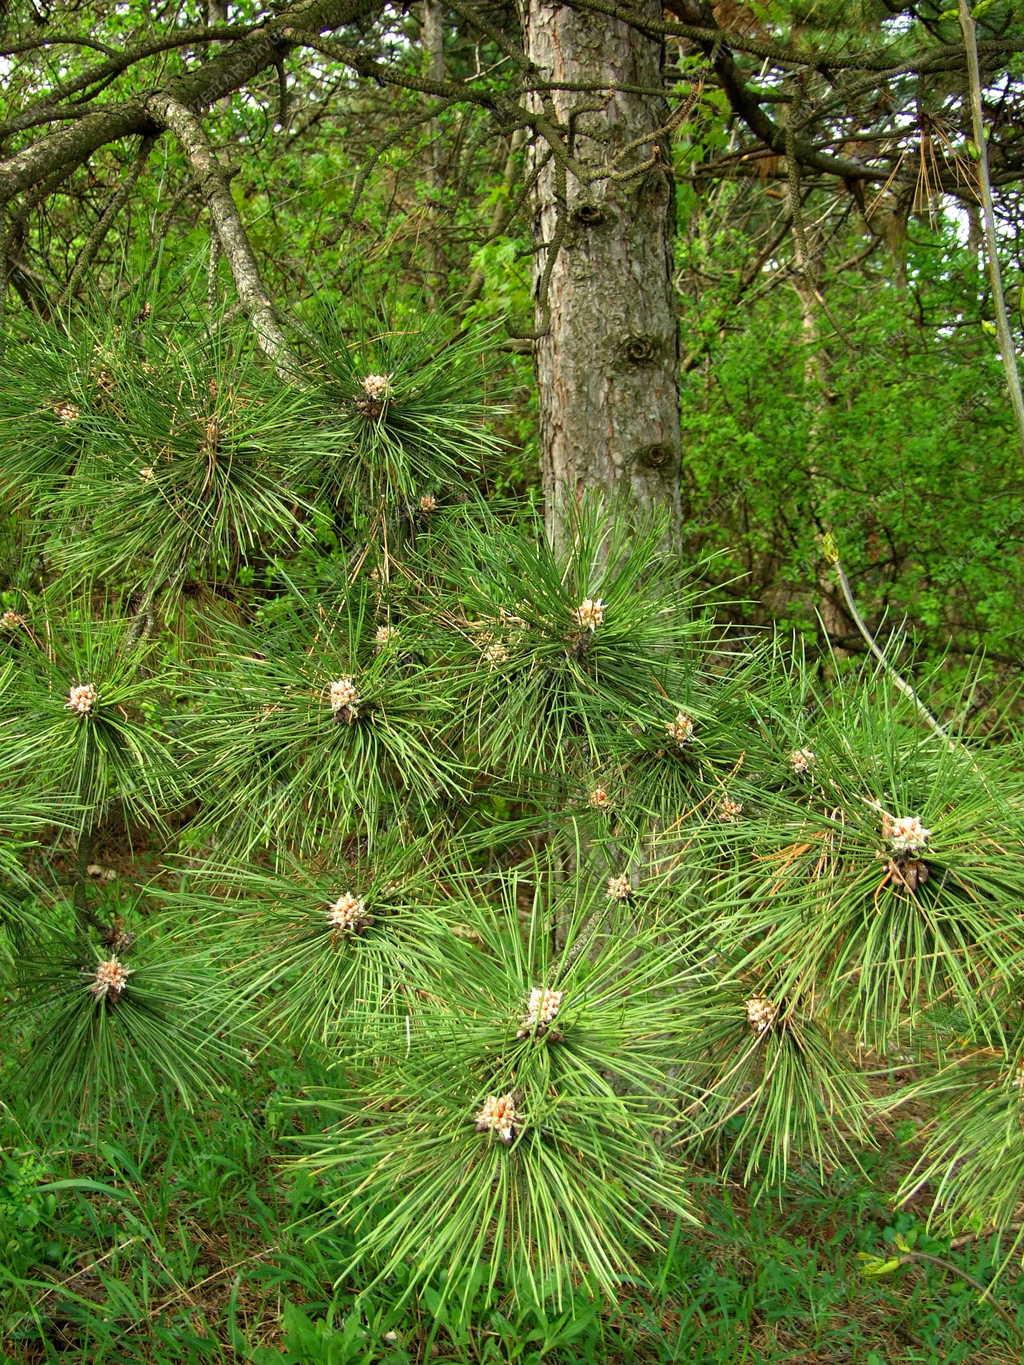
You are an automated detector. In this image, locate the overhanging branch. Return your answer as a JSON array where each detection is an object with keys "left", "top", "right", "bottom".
[
  {"left": 0, "top": 0, "right": 384, "bottom": 209},
  {"left": 146, "top": 94, "right": 299, "bottom": 376}
]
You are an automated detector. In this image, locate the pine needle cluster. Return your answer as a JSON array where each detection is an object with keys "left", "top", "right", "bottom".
[{"left": 3, "top": 308, "right": 1024, "bottom": 1308}]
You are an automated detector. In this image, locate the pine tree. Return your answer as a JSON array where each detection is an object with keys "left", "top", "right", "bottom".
[{"left": 3, "top": 305, "right": 1024, "bottom": 1310}]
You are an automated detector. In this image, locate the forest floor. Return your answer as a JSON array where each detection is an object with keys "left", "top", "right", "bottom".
[{"left": 2, "top": 1056, "right": 1023, "bottom": 1365}]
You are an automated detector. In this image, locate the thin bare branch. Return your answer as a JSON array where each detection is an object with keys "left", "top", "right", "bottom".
[
  {"left": 57, "top": 134, "right": 155, "bottom": 308},
  {"left": 959, "top": 0, "right": 1024, "bottom": 457}
]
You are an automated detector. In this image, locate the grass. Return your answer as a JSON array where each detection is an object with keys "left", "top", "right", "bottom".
[{"left": 2, "top": 1057, "right": 1024, "bottom": 1364}]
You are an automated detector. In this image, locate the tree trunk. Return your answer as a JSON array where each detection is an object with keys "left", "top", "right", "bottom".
[{"left": 521, "top": 0, "right": 682, "bottom": 542}]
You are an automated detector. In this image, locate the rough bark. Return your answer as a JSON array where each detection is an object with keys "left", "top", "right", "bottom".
[{"left": 521, "top": 0, "right": 682, "bottom": 540}]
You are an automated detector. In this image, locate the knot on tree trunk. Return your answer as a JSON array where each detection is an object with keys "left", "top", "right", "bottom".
[
  {"left": 619, "top": 334, "right": 661, "bottom": 367},
  {"left": 635, "top": 441, "right": 672, "bottom": 469},
  {"left": 571, "top": 202, "right": 609, "bottom": 228}
]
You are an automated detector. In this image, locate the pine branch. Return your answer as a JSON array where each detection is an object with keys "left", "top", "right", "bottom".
[
  {"left": 145, "top": 95, "right": 300, "bottom": 377},
  {"left": 0, "top": 0, "right": 385, "bottom": 209}
]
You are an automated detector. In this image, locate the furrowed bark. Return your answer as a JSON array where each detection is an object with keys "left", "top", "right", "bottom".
[{"left": 521, "top": 0, "right": 682, "bottom": 541}]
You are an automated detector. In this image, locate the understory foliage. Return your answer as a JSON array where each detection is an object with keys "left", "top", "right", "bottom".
[{"left": 3, "top": 311, "right": 1024, "bottom": 1317}]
